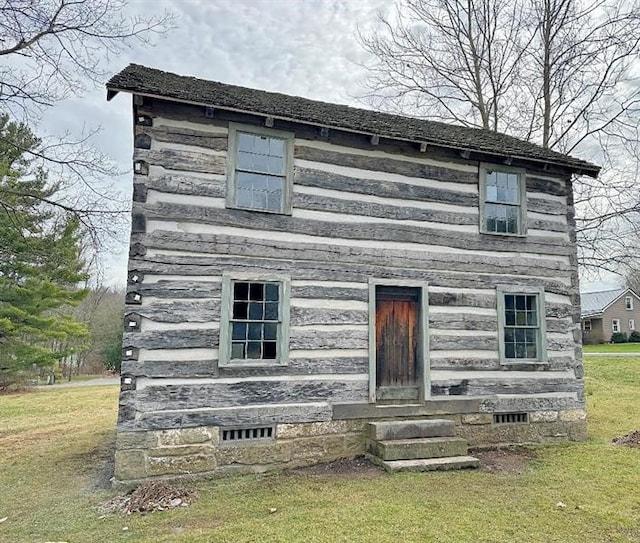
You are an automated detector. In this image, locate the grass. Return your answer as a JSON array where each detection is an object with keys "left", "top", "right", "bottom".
[
  {"left": 1, "top": 358, "right": 639, "bottom": 542},
  {"left": 583, "top": 343, "right": 640, "bottom": 353}
]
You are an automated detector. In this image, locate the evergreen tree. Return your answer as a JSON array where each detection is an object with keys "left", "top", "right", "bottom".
[{"left": 0, "top": 116, "right": 88, "bottom": 387}]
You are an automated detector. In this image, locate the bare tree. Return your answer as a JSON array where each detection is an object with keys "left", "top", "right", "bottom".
[
  {"left": 0, "top": 0, "right": 174, "bottom": 252},
  {"left": 359, "top": 0, "right": 640, "bottom": 275}
]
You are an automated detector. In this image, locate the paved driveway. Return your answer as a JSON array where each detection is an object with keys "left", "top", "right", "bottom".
[{"left": 36, "top": 377, "right": 120, "bottom": 389}]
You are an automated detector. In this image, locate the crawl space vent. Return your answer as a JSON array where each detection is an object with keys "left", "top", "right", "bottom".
[
  {"left": 493, "top": 413, "right": 528, "bottom": 424},
  {"left": 222, "top": 426, "right": 274, "bottom": 443}
]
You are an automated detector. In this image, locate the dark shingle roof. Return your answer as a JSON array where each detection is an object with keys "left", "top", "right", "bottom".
[{"left": 107, "top": 64, "right": 599, "bottom": 176}]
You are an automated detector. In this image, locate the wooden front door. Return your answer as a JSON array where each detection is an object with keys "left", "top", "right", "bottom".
[{"left": 375, "top": 286, "right": 420, "bottom": 401}]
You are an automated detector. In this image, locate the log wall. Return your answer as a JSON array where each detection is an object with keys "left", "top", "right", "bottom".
[{"left": 119, "top": 98, "right": 584, "bottom": 433}]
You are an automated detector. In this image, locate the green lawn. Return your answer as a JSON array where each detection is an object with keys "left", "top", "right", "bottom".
[
  {"left": 583, "top": 343, "right": 640, "bottom": 353},
  {"left": 1, "top": 358, "right": 639, "bottom": 543}
]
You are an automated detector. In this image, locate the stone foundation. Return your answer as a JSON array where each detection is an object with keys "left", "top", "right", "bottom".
[{"left": 113, "top": 409, "right": 587, "bottom": 486}]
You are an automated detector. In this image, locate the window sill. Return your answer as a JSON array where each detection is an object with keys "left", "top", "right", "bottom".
[
  {"left": 480, "top": 230, "right": 527, "bottom": 239},
  {"left": 226, "top": 203, "right": 292, "bottom": 216},
  {"left": 219, "top": 359, "right": 288, "bottom": 368},
  {"left": 499, "top": 359, "right": 548, "bottom": 369}
]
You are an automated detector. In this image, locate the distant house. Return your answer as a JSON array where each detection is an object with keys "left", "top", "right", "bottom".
[
  {"left": 106, "top": 64, "right": 599, "bottom": 485},
  {"left": 581, "top": 288, "right": 640, "bottom": 344}
]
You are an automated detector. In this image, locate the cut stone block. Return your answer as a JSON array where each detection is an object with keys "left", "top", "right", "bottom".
[
  {"left": 368, "top": 436, "right": 468, "bottom": 461},
  {"left": 373, "top": 455, "right": 480, "bottom": 473},
  {"left": 368, "top": 419, "right": 455, "bottom": 441}
]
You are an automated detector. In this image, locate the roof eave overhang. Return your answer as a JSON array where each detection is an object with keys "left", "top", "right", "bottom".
[{"left": 106, "top": 86, "right": 601, "bottom": 178}]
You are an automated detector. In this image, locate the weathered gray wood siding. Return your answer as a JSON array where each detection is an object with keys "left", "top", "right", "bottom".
[{"left": 120, "top": 99, "right": 583, "bottom": 432}]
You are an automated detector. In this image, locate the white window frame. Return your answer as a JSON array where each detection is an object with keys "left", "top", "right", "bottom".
[
  {"left": 583, "top": 320, "right": 592, "bottom": 331},
  {"left": 496, "top": 285, "right": 547, "bottom": 364},
  {"left": 612, "top": 319, "right": 621, "bottom": 333},
  {"left": 218, "top": 272, "right": 291, "bottom": 367},
  {"left": 226, "top": 123, "right": 294, "bottom": 215},
  {"left": 625, "top": 296, "right": 633, "bottom": 310},
  {"left": 479, "top": 163, "right": 527, "bottom": 237},
  {"left": 629, "top": 319, "right": 635, "bottom": 331}
]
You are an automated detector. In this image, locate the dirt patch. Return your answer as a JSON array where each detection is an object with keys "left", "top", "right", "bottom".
[
  {"left": 289, "top": 456, "right": 384, "bottom": 479},
  {"left": 97, "top": 481, "right": 197, "bottom": 515},
  {"left": 474, "top": 448, "right": 534, "bottom": 474},
  {"left": 612, "top": 430, "right": 640, "bottom": 448}
]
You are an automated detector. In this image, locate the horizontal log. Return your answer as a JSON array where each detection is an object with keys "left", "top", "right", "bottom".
[
  {"left": 128, "top": 403, "right": 333, "bottom": 431},
  {"left": 527, "top": 217, "right": 567, "bottom": 233},
  {"left": 147, "top": 125, "right": 228, "bottom": 151},
  {"left": 134, "top": 299, "right": 220, "bottom": 323},
  {"left": 527, "top": 196, "right": 566, "bottom": 216},
  {"left": 431, "top": 377, "right": 580, "bottom": 396},
  {"left": 290, "top": 307, "right": 368, "bottom": 326},
  {"left": 430, "top": 335, "right": 498, "bottom": 351},
  {"left": 429, "top": 291, "right": 495, "bottom": 308},
  {"left": 131, "top": 254, "right": 574, "bottom": 296},
  {"left": 429, "top": 314, "right": 497, "bottom": 331},
  {"left": 295, "top": 145, "right": 479, "bottom": 184},
  {"left": 291, "top": 285, "right": 368, "bottom": 302},
  {"left": 134, "top": 148, "right": 226, "bottom": 174},
  {"left": 126, "top": 327, "right": 368, "bottom": 350},
  {"left": 143, "top": 174, "right": 226, "bottom": 199},
  {"left": 295, "top": 167, "right": 478, "bottom": 207},
  {"left": 133, "top": 280, "right": 222, "bottom": 299},
  {"left": 430, "top": 356, "right": 576, "bottom": 372},
  {"left": 293, "top": 191, "right": 478, "bottom": 226},
  {"left": 136, "top": 378, "right": 369, "bottom": 411},
  {"left": 526, "top": 176, "right": 568, "bottom": 197},
  {"left": 479, "top": 394, "right": 580, "bottom": 413},
  {"left": 137, "top": 201, "right": 571, "bottom": 256},
  {"left": 136, "top": 230, "right": 571, "bottom": 276},
  {"left": 122, "top": 356, "right": 369, "bottom": 378}
]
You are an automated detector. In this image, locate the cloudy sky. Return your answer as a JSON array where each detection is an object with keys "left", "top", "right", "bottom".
[
  {"left": 37, "top": 0, "right": 390, "bottom": 286},
  {"left": 35, "top": 0, "right": 618, "bottom": 291}
]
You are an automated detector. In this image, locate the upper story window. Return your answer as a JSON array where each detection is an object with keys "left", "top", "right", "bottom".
[
  {"left": 227, "top": 123, "right": 293, "bottom": 214},
  {"left": 480, "top": 165, "right": 526, "bottom": 236},
  {"left": 625, "top": 296, "right": 633, "bottom": 310},
  {"left": 497, "top": 286, "right": 547, "bottom": 363}
]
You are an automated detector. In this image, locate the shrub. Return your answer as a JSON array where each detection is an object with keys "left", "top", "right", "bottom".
[
  {"left": 611, "top": 332, "right": 628, "bottom": 343},
  {"left": 629, "top": 331, "right": 640, "bottom": 343}
]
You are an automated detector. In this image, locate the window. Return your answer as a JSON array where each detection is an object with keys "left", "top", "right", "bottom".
[
  {"left": 583, "top": 320, "right": 592, "bottom": 331},
  {"left": 612, "top": 319, "right": 620, "bottom": 333},
  {"left": 219, "top": 274, "right": 290, "bottom": 366},
  {"left": 480, "top": 165, "right": 526, "bottom": 235},
  {"left": 629, "top": 319, "right": 635, "bottom": 331},
  {"left": 227, "top": 123, "right": 293, "bottom": 214},
  {"left": 497, "top": 286, "right": 547, "bottom": 363},
  {"left": 625, "top": 296, "right": 633, "bottom": 310}
]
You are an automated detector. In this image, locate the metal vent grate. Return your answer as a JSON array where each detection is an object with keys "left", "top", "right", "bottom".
[
  {"left": 221, "top": 426, "right": 274, "bottom": 443},
  {"left": 493, "top": 413, "right": 528, "bottom": 424}
]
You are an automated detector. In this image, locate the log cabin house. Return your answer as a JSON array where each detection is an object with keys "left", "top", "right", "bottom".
[{"left": 107, "top": 64, "right": 600, "bottom": 485}]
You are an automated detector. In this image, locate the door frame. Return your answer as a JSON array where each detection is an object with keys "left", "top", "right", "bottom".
[{"left": 368, "top": 278, "right": 430, "bottom": 404}]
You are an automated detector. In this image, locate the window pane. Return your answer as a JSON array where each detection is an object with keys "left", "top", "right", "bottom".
[
  {"left": 525, "top": 328, "right": 537, "bottom": 343},
  {"left": 264, "top": 302, "right": 279, "bottom": 320},
  {"left": 515, "top": 328, "right": 525, "bottom": 344},
  {"left": 264, "top": 322, "right": 278, "bottom": 340},
  {"left": 269, "top": 138, "right": 285, "bottom": 157},
  {"left": 527, "top": 310, "right": 538, "bottom": 326},
  {"left": 505, "top": 295, "right": 515, "bottom": 310},
  {"left": 232, "top": 322, "right": 246, "bottom": 341},
  {"left": 236, "top": 187, "right": 253, "bottom": 208},
  {"left": 505, "top": 310, "right": 515, "bottom": 326},
  {"left": 263, "top": 341, "right": 277, "bottom": 359},
  {"left": 236, "top": 171, "right": 284, "bottom": 212},
  {"left": 233, "top": 302, "right": 248, "bottom": 320},
  {"left": 516, "top": 311, "right": 527, "bottom": 325},
  {"left": 265, "top": 283, "right": 279, "bottom": 301},
  {"left": 247, "top": 342, "right": 262, "bottom": 359},
  {"left": 249, "top": 302, "right": 264, "bottom": 320},
  {"left": 504, "top": 328, "right": 514, "bottom": 343},
  {"left": 237, "top": 132, "right": 255, "bottom": 152},
  {"left": 234, "top": 282, "right": 249, "bottom": 300},
  {"left": 526, "top": 344, "right": 538, "bottom": 358},
  {"left": 231, "top": 342, "right": 245, "bottom": 359},
  {"left": 250, "top": 283, "right": 265, "bottom": 301},
  {"left": 505, "top": 343, "right": 515, "bottom": 358},
  {"left": 248, "top": 322, "right": 262, "bottom": 340},
  {"left": 516, "top": 296, "right": 526, "bottom": 310}
]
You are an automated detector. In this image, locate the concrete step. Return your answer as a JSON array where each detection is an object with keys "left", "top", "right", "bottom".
[
  {"left": 372, "top": 455, "right": 480, "bottom": 474},
  {"left": 367, "top": 436, "right": 468, "bottom": 461},
  {"left": 368, "top": 419, "right": 456, "bottom": 441}
]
